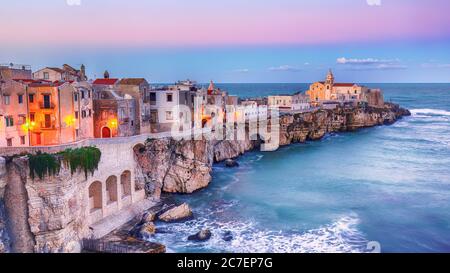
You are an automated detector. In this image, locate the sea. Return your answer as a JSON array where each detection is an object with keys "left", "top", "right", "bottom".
[{"left": 150, "top": 83, "right": 450, "bottom": 253}]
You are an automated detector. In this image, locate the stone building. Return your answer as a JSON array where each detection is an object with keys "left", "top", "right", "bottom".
[
  {"left": 25, "top": 80, "right": 88, "bottom": 146},
  {"left": 268, "top": 92, "right": 310, "bottom": 111},
  {"left": 116, "top": 78, "right": 151, "bottom": 134},
  {"left": 306, "top": 70, "right": 384, "bottom": 107},
  {"left": 0, "top": 79, "right": 30, "bottom": 147},
  {"left": 93, "top": 88, "right": 137, "bottom": 138},
  {"left": 0, "top": 63, "right": 32, "bottom": 81},
  {"left": 149, "top": 80, "right": 198, "bottom": 132},
  {"left": 33, "top": 64, "right": 87, "bottom": 82},
  {"left": 72, "top": 81, "right": 95, "bottom": 140}
]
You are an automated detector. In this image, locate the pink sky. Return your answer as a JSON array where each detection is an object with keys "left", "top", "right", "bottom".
[{"left": 1, "top": 0, "right": 450, "bottom": 47}]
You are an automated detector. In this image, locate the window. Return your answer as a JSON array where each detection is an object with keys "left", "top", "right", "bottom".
[
  {"left": 75, "top": 129, "right": 79, "bottom": 137},
  {"left": 150, "top": 92, "right": 156, "bottom": 101},
  {"left": 88, "top": 91, "right": 91, "bottom": 98},
  {"left": 29, "top": 94, "right": 34, "bottom": 103},
  {"left": 44, "top": 114, "right": 51, "bottom": 128},
  {"left": 18, "top": 94, "right": 23, "bottom": 104},
  {"left": 75, "top": 111, "right": 79, "bottom": 119},
  {"left": 81, "top": 110, "right": 86, "bottom": 118},
  {"left": 88, "top": 109, "right": 92, "bottom": 117},
  {"left": 81, "top": 91, "right": 85, "bottom": 99},
  {"left": 5, "top": 116, "right": 13, "bottom": 127},
  {"left": 166, "top": 111, "right": 173, "bottom": 120},
  {"left": 43, "top": 94, "right": 51, "bottom": 108},
  {"left": 43, "top": 72, "right": 49, "bottom": 79},
  {"left": 18, "top": 116, "right": 26, "bottom": 125},
  {"left": 6, "top": 138, "right": 12, "bottom": 147},
  {"left": 131, "top": 120, "right": 134, "bottom": 126},
  {"left": 3, "top": 95, "right": 10, "bottom": 105},
  {"left": 30, "top": 113, "right": 35, "bottom": 122},
  {"left": 20, "top": 136, "right": 25, "bottom": 145},
  {"left": 167, "top": 93, "right": 173, "bottom": 102},
  {"left": 74, "top": 93, "right": 78, "bottom": 102}
]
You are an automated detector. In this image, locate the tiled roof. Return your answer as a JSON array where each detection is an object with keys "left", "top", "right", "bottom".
[
  {"left": 334, "top": 83, "right": 356, "bottom": 87},
  {"left": 118, "top": 78, "right": 147, "bottom": 85},
  {"left": 93, "top": 78, "right": 119, "bottom": 85}
]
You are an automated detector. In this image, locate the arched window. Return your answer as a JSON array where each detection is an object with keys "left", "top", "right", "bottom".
[
  {"left": 88, "top": 181, "right": 102, "bottom": 213},
  {"left": 106, "top": 176, "right": 118, "bottom": 204},
  {"left": 120, "top": 171, "right": 131, "bottom": 198}
]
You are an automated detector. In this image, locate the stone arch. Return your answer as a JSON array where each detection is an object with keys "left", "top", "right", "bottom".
[
  {"left": 120, "top": 170, "right": 132, "bottom": 198},
  {"left": 105, "top": 175, "right": 118, "bottom": 204},
  {"left": 88, "top": 181, "right": 102, "bottom": 212}
]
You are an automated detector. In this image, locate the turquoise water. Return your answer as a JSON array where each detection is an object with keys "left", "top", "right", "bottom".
[{"left": 153, "top": 83, "right": 450, "bottom": 253}]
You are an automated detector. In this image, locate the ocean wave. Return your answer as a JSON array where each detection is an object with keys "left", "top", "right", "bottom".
[
  {"left": 410, "top": 108, "right": 450, "bottom": 117},
  {"left": 152, "top": 214, "right": 370, "bottom": 253}
]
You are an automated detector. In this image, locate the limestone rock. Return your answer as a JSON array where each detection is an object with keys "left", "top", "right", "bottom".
[
  {"left": 188, "top": 229, "right": 212, "bottom": 242},
  {"left": 139, "top": 222, "right": 156, "bottom": 238},
  {"left": 158, "top": 203, "right": 193, "bottom": 222},
  {"left": 225, "top": 159, "right": 239, "bottom": 168}
]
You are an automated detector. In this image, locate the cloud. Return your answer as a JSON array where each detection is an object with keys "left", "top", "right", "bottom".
[
  {"left": 268, "top": 65, "right": 301, "bottom": 72},
  {"left": 337, "top": 57, "right": 406, "bottom": 70},
  {"left": 366, "top": 0, "right": 381, "bottom": 6},
  {"left": 232, "top": 68, "right": 249, "bottom": 73},
  {"left": 420, "top": 63, "right": 450, "bottom": 69},
  {"left": 337, "top": 57, "right": 399, "bottom": 65}
]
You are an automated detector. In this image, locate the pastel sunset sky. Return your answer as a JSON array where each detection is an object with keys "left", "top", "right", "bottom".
[{"left": 1, "top": 0, "right": 450, "bottom": 82}]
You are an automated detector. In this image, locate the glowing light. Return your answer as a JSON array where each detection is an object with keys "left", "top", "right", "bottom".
[
  {"left": 108, "top": 118, "right": 118, "bottom": 129},
  {"left": 64, "top": 115, "right": 76, "bottom": 127}
]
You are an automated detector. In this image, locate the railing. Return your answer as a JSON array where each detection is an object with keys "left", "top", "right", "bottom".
[
  {"left": 0, "top": 63, "right": 31, "bottom": 70},
  {"left": 40, "top": 102, "right": 55, "bottom": 109},
  {"left": 81, "top": 239, "right": 135, "bottom": 253}
]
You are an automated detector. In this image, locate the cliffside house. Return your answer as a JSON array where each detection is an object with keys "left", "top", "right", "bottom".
[
  {"left": 33, "top": 64, "right": 87, "bottom": 82},
  {"left": 0, "top": 65, "right": 31, "bottom": 146},
  {"left": 116, "top": 78, "right": 151, "bottom": 134},
  {"left": 93, "top": 88, "right": 137, "bottom": 138},
  {"left": 306, "top": 70, "right": 384, "bottom": 107},
  {"left": 148, "top": 80, "right": 202, "bottom": 132},
  {"left": 268, "top": 92, "right": 310, "bottom": 112},
  {"left": 0, "top": 77, "right": 93, "bottom": 146}
]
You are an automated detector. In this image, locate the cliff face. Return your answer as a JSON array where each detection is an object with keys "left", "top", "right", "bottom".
[
  {"left": 279, "top": 103, "right": 409, "bottom": 145},
  {"left": 0, "top": 103, "right": 410, "bottom": 252},
  {"left": 135, "top": 103, "right": 410, "bottom": 194}
]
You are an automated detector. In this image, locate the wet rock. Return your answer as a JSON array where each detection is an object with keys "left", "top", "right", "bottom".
[
  {"left": 188, "top": 229, "right": 212, "bottom": 242},
  {"left": 139, "top": 222, "right": 156, "bottom": 238},
  {"left": 222, "top": 231, "right": 233, "bottom": 242},
  {"left": 158, "top": 203, "right": 193, "bottom": 222},
  {"left": 225, "top": 159, "right": 239, "bottom": 168},
  {"left": 141, "top": 211, "right": 156, "bottom": 223}
]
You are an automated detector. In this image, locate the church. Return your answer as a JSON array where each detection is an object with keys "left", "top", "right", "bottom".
[{"left": 306, "top": 70, "right": 369, "bottom": 105}]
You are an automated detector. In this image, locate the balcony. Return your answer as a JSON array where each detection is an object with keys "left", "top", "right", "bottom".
[{"left": 40, "top": 102, "right": 56, "bottom": 109}]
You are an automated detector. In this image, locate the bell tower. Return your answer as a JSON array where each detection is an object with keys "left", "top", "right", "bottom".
[{"left": 325, "top": 69, "right": 334, "bottom": 86}]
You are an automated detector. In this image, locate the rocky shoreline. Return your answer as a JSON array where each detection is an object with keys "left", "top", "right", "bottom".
[{"left": 0, "top": 102, "right": 410, "bottom": 253}]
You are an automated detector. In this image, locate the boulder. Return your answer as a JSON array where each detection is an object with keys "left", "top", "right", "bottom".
[
  {"left": 188, "top": 229, "right": 212, "bottom": 242},
  {"left": 222, "top": 231, "right": 233, "bottom": 242},
  {"left": 158, "top": 203, "right": 193, "bottom": 222},
  {"left": 141, "top": 211, "right": 156, "bottom": 223},
  {"left": 225, "top": 159, "right": 239, "bottom": 168},
  {"left": 139, "top": 222, "right": 156, "bottom": 238}
]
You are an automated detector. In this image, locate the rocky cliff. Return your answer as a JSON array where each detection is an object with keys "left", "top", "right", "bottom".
[
  {"left": 0, "top": 103, "right": 409, "bottom": 252},
  {"left": 136, "top": 103, "right": 410, "bottom": 194}
]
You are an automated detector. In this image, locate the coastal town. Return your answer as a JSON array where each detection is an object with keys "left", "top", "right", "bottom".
[
  {"left": 1, "top": 63, "right": 385, "bottom": 147},
  {"left": 0, "top": 62, "right": 409, "bottom": 253}
]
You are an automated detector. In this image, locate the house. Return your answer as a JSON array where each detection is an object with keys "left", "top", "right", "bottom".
[
  {"left": 16, "top": 79, "right": 91, "bottom": 146},
  {"left": 0, "top": 74, "right": 30, "bottom": 147},
  {"left": 93, "top": 88, "right": 137, "bottom": 138},
  {"left": 33, "top": 64, "right": 87, "bottom": 82},
  {"left": 240, "top": 100, "right": 268, "bottom": 122},
  {"left": 72, "top": 81, "right": 95, "bottom": 140},
  {"left": 116, "top": 78, "right": 151, "bottom": 134},
  {"left": 268, "top": 92, "right": 310, "bottom": 111},
  {"left": 148, "top": 81, "right": 194, "bottom": 132},
  {"left": 0, "top": 63, "right": 32, "bottom": 81}
]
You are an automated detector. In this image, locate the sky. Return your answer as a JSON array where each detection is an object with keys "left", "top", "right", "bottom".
[{"left": 1, "top": 0, "right": 450, "bottom": 83}]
